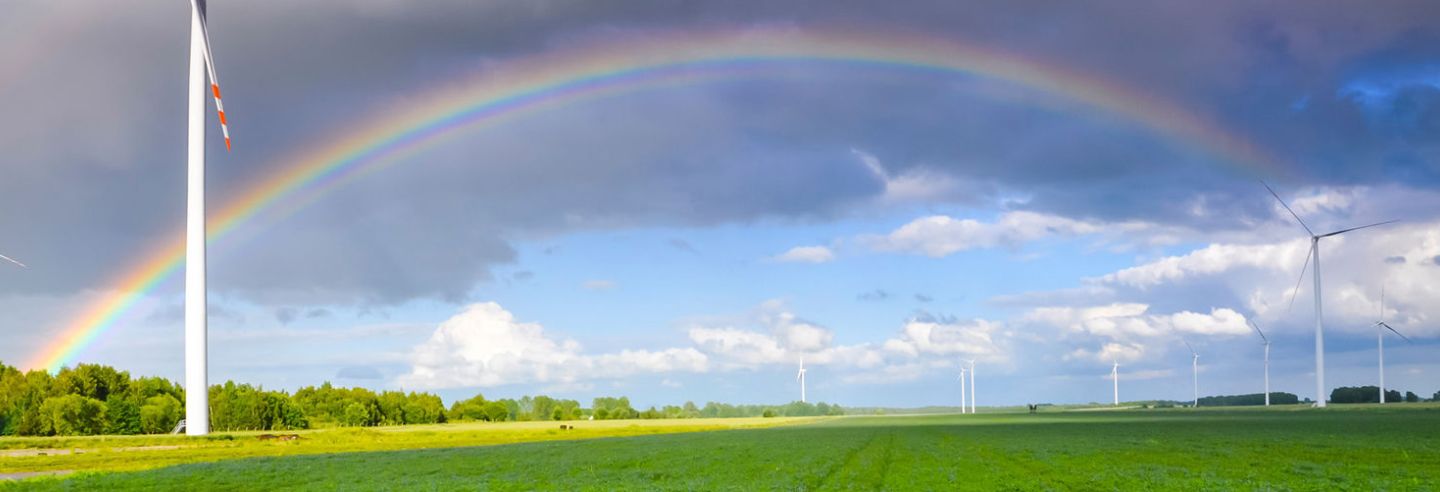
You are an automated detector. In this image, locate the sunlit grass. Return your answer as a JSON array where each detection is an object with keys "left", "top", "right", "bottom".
[
  {"left": 6, "top": 404, "right": 1440, "bottom": 490},
  {"left": 0, "top": 417, "right": 820, "bottom": 475}
]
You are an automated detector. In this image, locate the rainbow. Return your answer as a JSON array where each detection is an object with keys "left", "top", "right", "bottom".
[{"left": 26, "top": 27, "right": 1291, "bottom": 372}]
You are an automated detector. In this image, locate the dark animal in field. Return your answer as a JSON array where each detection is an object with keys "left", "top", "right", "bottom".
[
  {"left": 257, "top": 434, "right": 302, "bottom": 441},
  {"left": 559, "top": 425, "right": 574, "bottom": 430},
  {"left": 1027, "top": 404, "right": 1038, "bottom": 414}
]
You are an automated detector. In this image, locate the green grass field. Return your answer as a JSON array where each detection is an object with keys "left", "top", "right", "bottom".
[{"left": 5, "top": 405, "right": 1440, "bottom": 490}]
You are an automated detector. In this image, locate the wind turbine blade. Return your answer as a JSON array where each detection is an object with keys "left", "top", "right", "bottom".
[
  {"left": 1380, "top": 322, "right": 1413, "bottom": 344},
  {"left": 1318, "top": 220, "right": 1398, "bottom": 238},
  {"left": 189, "top": 0, "right": 231, "bottom": 151},
  {"left": 1249, "top": 320, "right": 1268, "bottom": 343},
  {"left": 1262, "top": 181, "right": 1314, "bottom": 236},
  {"left": 1286, "top": 244, "right": 1313, "bottom": 313},
  {"left": 0, "top": 253, "right": 25, "bottom": 268}
]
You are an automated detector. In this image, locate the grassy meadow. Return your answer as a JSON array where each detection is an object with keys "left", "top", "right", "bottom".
[
  {"left": 5, "top": 404, "right": 1440, "bottom": 490},
  {"left": 0, "top": 417, "right": 815, "bottom": 477}
]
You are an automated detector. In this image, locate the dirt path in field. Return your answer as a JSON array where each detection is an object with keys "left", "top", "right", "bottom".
[
  {"left": 0, "top": 470, "right": 73, "bottom": 480},
  {"left": 0, "top": 445, "right": 181, "bottom": 457}
]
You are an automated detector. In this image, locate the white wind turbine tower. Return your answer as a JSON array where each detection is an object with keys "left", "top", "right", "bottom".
[
  {"left": 1183, "top": 340, "right": 1199, "bottom": 407},
  {"left": 1249, "top": 320, "right": 1271, "bottom": 406},
  {"left": 796, "top": 356, "right": 807, "bottom": 403},
  {"left": 965, "top": 359, "right": 976, "bottom": 414},
  {"left": 0, "top": 253, "right": 25, "bottom": 268},
  {"left": 184, "top": 0, "right": 234, "bottom": 437},
  {"left": 1111, "top": 361, "right": 1119, "bottom": 406},
  {"left": 958, "top": 366, "right": 968, "bottom": 414},
  {"left": 1373, "top": 287, "right": 1412, "bottom": 404},
  {"left": 1265, "top": 182, "right": 1395, "bottom": 408}
]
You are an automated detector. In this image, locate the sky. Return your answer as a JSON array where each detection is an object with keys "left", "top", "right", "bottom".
[{"left": 1, "top": 0, "right": 1439, "bottom": 408}]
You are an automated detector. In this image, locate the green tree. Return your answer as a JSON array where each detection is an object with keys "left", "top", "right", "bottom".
[
  {"left": 39, "top": 394, "right": 106, "bottom": 436},
  {"left": 104, "top": 395, "right": 141, "bottom": 435},
  {"left": 139, "top": 395, "right": 182, "bottom": 434},
  {"left": 447, "top": 394, "right": 489, "bottom": 422},
  {"left": 377, "top": 391, "right": 408, "bottom": 426},
  {"left": 483, "top": 401, "right": 510, "bottom": 422},
  {"left": 341, "top": 401, "right": 372, "bottom": 427},
  {"left": 52, "top": 364, "right": 130, "bottom": 402},
  {"left": 402, "top": 393, "right": 446, "bottom": 424}
]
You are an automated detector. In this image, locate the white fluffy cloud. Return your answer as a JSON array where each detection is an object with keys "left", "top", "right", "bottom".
[
  {"left": 1023, "top": 303, "right": 1250, "bottom": 364},
  {"left": 686, "top": 300, "right": 848, "bottom": 367},
  {"left": 400, "top": 300, "right": 1013, "bottom": 389},
  {"left": 399, "top": 303, "right": 707, "bottom": 389},
  {"left": 1027, "top": 303, "right": 1249, "bottom": 339},
  {"left": 1097, "top": 241, "right": 1307, "bottom": 289},
  {"left": 686, "top": 301, "right": 1008, "bottom": 382},
  {"left": 881, "top": 317, "right": 1004, "bottom": 360},
  {"left": 688, "top": 327, "right": 789, "bottom": 366},
  {"left": 771, "top": 245, "right": 835, "bottom": 263},
  {"left": 860, "top": 212, "right": 1121, "bottom": 257},
  {"left": 852, "top": 148, "right": 968, "bottom": 204},
  {"left": 1087, "top": 221, "right": 1440, "bottom": 336}
]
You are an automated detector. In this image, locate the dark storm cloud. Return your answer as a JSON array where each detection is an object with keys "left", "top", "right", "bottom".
[
  {"left": 667, "top": 239, "right": 698, "bottom": 254},
  {"left": 857, "top": 289, "right": 890, "bottom": 302},
  {"left": 2, "top": 0, "right": 1438, "bottom": 305},
  {"left": 276, "top": 307, "right": 298, "bottom": 325}
]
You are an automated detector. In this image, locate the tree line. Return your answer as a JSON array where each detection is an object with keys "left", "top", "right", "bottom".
[
  {"left": 1196, "top": 392, "right": 1301, "bottom": 406},
  {"left": 0, "top": 362, "right": 842, "bottom": 437},
  {"left": 1329, "top": 386, "right": 1433, "bottom": 404}
]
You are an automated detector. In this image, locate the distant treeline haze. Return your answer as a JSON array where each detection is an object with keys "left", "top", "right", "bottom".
[
  {"left": 1196, "top": 393, "right": 1302, "bottom": 406},
  {"left": 0, "top": 363, "right": 843, "bottom": 437}
]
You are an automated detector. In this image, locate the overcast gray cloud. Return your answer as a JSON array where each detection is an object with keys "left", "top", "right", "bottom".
[{"left": 2, "top": 0, "right": 1439, "bottom": 308}]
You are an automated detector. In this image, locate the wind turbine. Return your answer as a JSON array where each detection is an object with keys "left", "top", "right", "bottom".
[
  {"left": 185, "top": 0, "right": 233, "bottom": 437},
  {"left": 1111, "top": 360, "right": 1119, "bottom": 406},
  {"left": 1373, "top": 287, "right": 1412, "bottom": 404},
  {"left": 965, "top": 359, "right": 976, "bottom": 414},
  {"left": 0, "top": 253, "right": 25, "bottom": 268},
  {"left": 1249, "top": 320, "right": 1271, "bottom": 406},
  {"left": 796, "top": 356, "right": 807, "bottom": 403},
  {"left": 1265, "top": 182, "right": 1395, "bottom": 408},
  {"left": 1183, "top": 340, "right": 1199, "bottom": 407},
  {"left": 958, "top": 366, "right": 968, "bottom": 414}
]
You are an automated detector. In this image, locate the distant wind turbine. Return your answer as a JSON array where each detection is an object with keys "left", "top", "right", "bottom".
[
  {"left": 796, "top": 356, "right": 807, "bottom": 403},
  {"left": 1374, "top": 287, "right": 1412, "bottom": 404},
  {"left": 1183, "top": 340, "right": 1199, "bottom": 407},
  {"left": 0, "top": 253, "right": 25, "bottom": 268},
  {"left": 958, "top": 366, "right": 968, "bottom": 414},
  {"left": 965, "top": 359, "right": 976, "bottom": 414},
  {"left": 1249, "top": 320, "right": 1271, "bottom": 406},
  {"left": 183, "top": 0, "right": 234, "bottom": 437},
  {"left": 1265, "top": 182, "right": 1396, "bottom": 408},
  {"left": 1111, "top": 361, "right": 1119, "bottom": 406}
]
